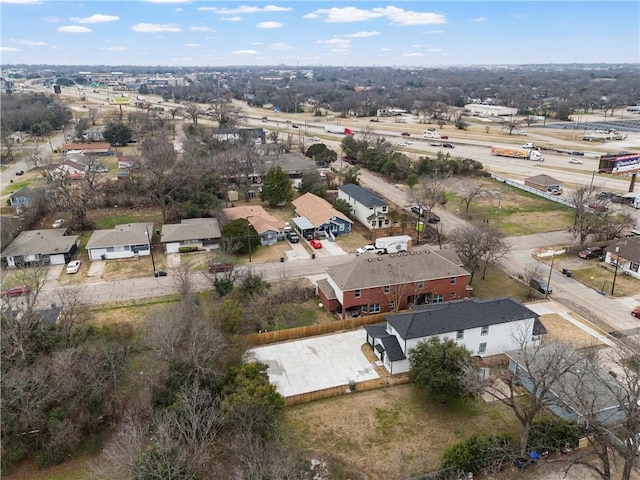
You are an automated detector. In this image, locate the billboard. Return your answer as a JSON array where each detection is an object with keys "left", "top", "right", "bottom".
[
  {"left": 598, "top": 154, "right": 640, "bottom": 175},
  {"left": 109, "top": 97, "right": 131, "bottom": 105}
]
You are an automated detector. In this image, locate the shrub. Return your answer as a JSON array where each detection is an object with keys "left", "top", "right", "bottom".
[
  {"left": 441, "top": 433, "right": 516, "bottom": 475},
  {"left": 178, "top": 246, "right": 199, "bottom": 253},
  {"left": 528, "top": 418, "right": 581, "bottom": 452}
]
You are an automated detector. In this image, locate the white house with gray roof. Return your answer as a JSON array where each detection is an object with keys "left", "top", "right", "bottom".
[
  {"left": 86, "top": 223, "right": 153, "bottom": 260},
  {"left": 160, "top": 218, "right": 221, "bottom": 253},
  {"left": 364, "top": 297, "right": 545, "bottom": 374},
  {"left": 1, "top": 229, "right": 79, "bottom": 268},
  {"left": 338, "top": 183, "right": 389, "bottom": 229}
]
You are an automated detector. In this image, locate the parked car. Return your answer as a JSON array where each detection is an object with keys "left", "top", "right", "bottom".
[
  {"left": 571, "top": 151, "right": 585, "bottom": 156},
  {"left": 578, "top": 246, "right": 603, "bottom": 259},
  {"left": 426, "top": 213, "right": 441, "bottom": 224},
  {"left": 286, "top": 232, "right": 300, "bottom": 243},
  {"left": 15, "top": 170, "right": 24, "bottom": 176},
  {"left": 569, "top": 158, "right": 583, "bottom": 164},
  {"left": 597, "top": 191, "right": 616, "bottom": 199},
  {"left": 303, "top": 231, "right": 314, "bottom": 241},
  {"left": 154, "top": 270, "right": 168, "bottom": 277},
  {"left": 588, "top": 203, "right": 609, "bottom": 213},
  {"left": 1, "top": 285, "right": 31, "bottom": 297},
  {"left": 51, "top": 218, "right": 66, "bottom": 229},
  {"left": 442, "top": 143, "right": 455, "bottom": 149},
  {"left": 401, "top": 132, "right": 411, "bottom": 136},
  {"left": 410, "top": 205, "right": 424, "bottom": 216},
  {"left": 66, "top": 260, "right": 81, "bottom": 274},
  {"left": 530, "top": 278, "right": 552, "bottom": 295},
  {"left": 208, "top": 263, "right": 234, "bottom": 273},
  {"left": 632, "top": 307, "right": 640, "bottom": 319},
  {"left": 291, "top": 124, "right": 299, "bottom": 129},
  {"left": 311, "top": 136, "right": 320, "bottom": 141},
  {"left": 309, "top": 239, "right": 322, "bottom": 249},
  {"left": 356, "top": 245, "right": 378, "bottom": 255}
]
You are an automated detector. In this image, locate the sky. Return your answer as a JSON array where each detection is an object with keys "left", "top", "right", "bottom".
[{"left": 1, "top": 1, "right": 638, "bottom": 67}]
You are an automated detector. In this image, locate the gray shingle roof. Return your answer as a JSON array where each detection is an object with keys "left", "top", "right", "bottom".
[
  {"left": 161, "top": 218, "right": 221, "bottom": 243},
  {"left": 339, "top": 183, "right": 388, "bottom": 208},
  {"left": 364, "top": 323, "right": 406, "bottom": 361},
  {"left": 525, "top": 174, "right": 562, "bottom": 186},
  {"left": 1, "top": 229, "right": 78, "bottom": 257},
  {"left": 386, "top": 297, "right": 539, "bottom": 340},
  {"left": 86, "top": 223, "right": 153, "bottom": 249},
  {"left": 327, "top": 249, "right": 469, "bottom": 291}
]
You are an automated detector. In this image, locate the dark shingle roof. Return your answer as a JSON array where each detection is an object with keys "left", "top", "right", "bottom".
[
  {"left": 387, "top": 297, "right": 538, "bottom": 340},
  {"left": 379, "top": 335, "right": 406, "bottom": 362},
  {"left": 525, "top": 174, "right": 562, "bottom": 186},
  {"left": 339, "top": 183, "right": 388, "bottom": 208}
]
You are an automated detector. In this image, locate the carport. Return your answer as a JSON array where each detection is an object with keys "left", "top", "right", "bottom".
[
  {"left": 291, "top": 216, "right": 314, "bottom": 238},
  {"left": 248, "top": 329, "right": 379, "bottom": 397}
]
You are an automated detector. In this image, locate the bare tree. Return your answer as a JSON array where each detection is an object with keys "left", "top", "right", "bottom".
[
  {"left": 461, "top": 182, "right": 484, "bottom": 217},
  {"left": 522, "top": 263, "right": 544, "bottom": 299},
  {"left": 483, "top": 338, "right": 585, "bottom": 455},
  {"left": 450, "top": 223, "right": 510, "bottom": 284},
  {"left": 183, "top": 102, "right": 200, "bottom": 127},
  {"left": 569, "top": 186, "right": 605, "bottom": 245},
  {"left": 54, "top": 286, "right": 90, "bottom": 347},
  {"left": 86, "top": 108, "right": 100, "bottom": 126},
  {"left": 49, "top": 164, "right": 102, "bottom": 230}
]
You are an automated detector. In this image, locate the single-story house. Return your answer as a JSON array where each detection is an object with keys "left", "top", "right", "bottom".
[
  {"left": 506, "top": 343, "right": 626, "bottom": 426},
  {"left": 317, "top": 249, "right": 471, "bottom": 320},
  {"left": 8, "top": 187, "right": 37, "bottom": 207},
  {"left": 262, "top": 152, "right": 317, "bottom": 180},
  {"left": 86, "top": 223, "right": 153, "bottom": 260},
  {"left": 364, "top": 297, "right": 545, "bottom": 374},
  {"left": 61, "top": 142, "right": 111, "bottom": 155},
  {"left": 291, "top": 192, "right": 352, "bottom": 239},
  {"left": 222, "top": 205, "right": 285, "bottom": 246},
  {"left": 211, "top": 128, "right": 266, "bottom": 145},
  {"left": 161, "top": 218, "right": 222, "bottom": 253},
  {"left": 1, "top": 229, "right": 79, "bottom": 268},
  {"left": 338, "top": 183, "right": 389, "bottom": 230},
  {"left": 48, "top": 159, "right": 88, "bottom": 180},
  {"left": 604, "top": 237, "right": 640, "bottom": 280},
  {"left": 524, "top": 174, "right": 563, "bottom": 194}
]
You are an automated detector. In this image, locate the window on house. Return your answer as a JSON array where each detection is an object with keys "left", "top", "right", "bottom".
[
  {"left": 384, "top": 285, "right": 390, "bottom": 294},
  {"left": 425, "top": 293, "right": 433, "bottom": 303},
  {"left": 417, "top": 281, "right": 424, "bottom": 289},
  {"left": 456, "top": 330, "right": 464, "bottom": 340},
  {"left": 630, "top": 262, "right": 639, "bottom": 273},
  {"left": 389, "top": 302, "right": 395, "bottom": 309},
  {"left": 450, "top": 292, "right": 456, "bottom": 299},
  {"left": 354, "top": 290, "right": 361, "bottom": 298},
  {"left": 434, "top": 293, "right": 443, "bottom": 303},
  {"left": 361, "top": 305, "right": 368, "bottom": 313},
  {"left": 370, "top": 304, "right": 381, "bottom": 313},
  {"left": 478, "top": 343, "right": 487, "bottom": 354},
  {"left": 481, "top": 326, "right": 489, "bottom": 336},
  {"left": 450, "top": 276, "right": 456, "bottom": 285}
]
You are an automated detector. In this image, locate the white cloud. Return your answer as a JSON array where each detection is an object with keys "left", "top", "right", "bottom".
[
  {"left": 341, "top": 31, "right": 379, "bottom": 38},
  {"left": 302, "top": 13, "right": 319, "bottom": 19},
  {"left": 145, "top": 0, "right": 190, "bottom": 3},
  {"left": 184, "top": 43, "right": 201, "bottom": 47},
  {"left": 426, "top": 48, "right": 443, "bottom": 52},
  {"left": 189, "top": 26, "right": 215, "bottom": 32},
  {"left": 428, "top": 29, "right": 444, "bottom": 34},
  {"left": 314, "top": 7, "right": 382, "bottom": 23},
  {"left": 233, "top": 49, "right": 259, "bottom": 55},
  {"left": 471, "top": 16, "right": 486, "bottom": 22},
  {"left": 0, "top": 0, "right": 40, "bottom": 4},
  {"left": 252, "top": 41, "right": 262, "bottom": 45},
  {"left": 0, "top": 47, "right": 20, "bottom": 52},
  {"left": 58, "top": 25, "right": 92, "bottom": 33},
  {"left": 175, "top": 7, "right": 182, "bottom": 11},
  {"left": 402, "top": 52, "right": 424, "bottom": 57},
  {"left": 268, "top": 42, "right": 294, "bottom": 50},
  {"left": 372, "top": 6, "right": 446, "bottom": 25},
  {"left": 171, "top": 57, "right": 192, "bottom": 61},
  {"left": 221, "top": 16, "right": 241, "bottom": 22},
  {"left": 105, "top": 46, "right": 128, "bottom": 51},
  {"left": 70, "top": 14, "right": 119, "bottom": 23},
  {"left": 11, "top": 38, "right": 48, "bottom": 46},
  {"left": 312, "top": 6, "right": 445, "bottom": 25},
  {"left": 316, "top": 38, "right": 351, "bottom": 48},
  {"left": 197, "top": 5, "right": 291, "bottom": 14},
  {"left": 131, "top": 23, "right": 181, "bottom": 32},
  {"left": 257, "top": 21, "right": 283, "bottom": 29}
]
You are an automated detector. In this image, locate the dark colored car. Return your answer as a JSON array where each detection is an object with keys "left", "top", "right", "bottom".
[
  {"left": 440, "top": 135, "right": 449, "bottom": 140},
  {"left": 286, "top": 232, "right": 300, "bottom": 243},
  {"left": 154, "top": 270, "right": 168, "bottom": 277},
  {"left": 303, "top": 231, "right": 314, "bottom": 241},
  {"left": 401, "top": 132, "right": 411, "bottom": 136},
  {"left": 442, "top": 143, "right": 455, "bottom": 149},
  {"left": 530, "top": 278, "right": 552, "bottom": 295},
  {"left": 1, "top": 285, "right": 31, "bottom": 297},
  {"left": 571, "top": 151, "right": 585, "bottom": 156},
  {"left": 588, "top": 203, "right": 609, "bottom": 213},
  {"left": 208, "top": 263, "right": 234, "bottom": 273},
  {"left": 597, "top": 191, "right": 615, "bottom": 199},
  {"left": 578, "top": 247, "right": 603, "bottom": 259},
  {"left": 426, "top": 213, "right": 441, "bottom": 224},
  {"left": 15, "top": 170, "right": 24, "bottom": 176}
]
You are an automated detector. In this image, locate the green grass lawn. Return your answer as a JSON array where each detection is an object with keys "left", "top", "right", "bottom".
[
  {"left": 92, "top": 210, "right": 162, "bottom": 229},
  {"left": 570, "top": 265, "right": 640, "bottom": 297},
  {"left": 468, "top": 265, "right": 528, "bottom": 302},
  {"left": 2, "top": 179, "right": 32, "bottom": 196}
]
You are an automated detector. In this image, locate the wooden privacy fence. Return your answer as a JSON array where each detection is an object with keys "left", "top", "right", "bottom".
[
  {"left": 284, "top": 374, "right": 410, "bottom": 406},
  {"left": 246, "top": 313, "right": 387, "bottom": 346}
]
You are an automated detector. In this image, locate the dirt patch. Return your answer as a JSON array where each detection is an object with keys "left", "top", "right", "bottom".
[{"left": 538, "top": 313, "right": 603, "bottom": 348}]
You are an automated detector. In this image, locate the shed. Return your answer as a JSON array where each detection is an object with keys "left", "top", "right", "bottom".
[{"left": 524, "top": 174, "right": 564, "bottom": 193}]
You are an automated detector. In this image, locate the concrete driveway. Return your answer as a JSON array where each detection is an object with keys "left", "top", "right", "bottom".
[
  {"left": 248, "top": 328, "right": 379, "bottom": 397},
  {"left": 285, "top": 242, "right": 310, "bottom": 260}
]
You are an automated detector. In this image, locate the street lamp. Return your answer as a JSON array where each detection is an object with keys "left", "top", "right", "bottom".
[
  {"left": 611, "top": 246, "right": 620, "bottom": 295},
  {"left": 246, "top": 216, "right": 254, "bottom": 263},
  {"left": 145, "top": 227, "right": 157, "bottom": 275}
]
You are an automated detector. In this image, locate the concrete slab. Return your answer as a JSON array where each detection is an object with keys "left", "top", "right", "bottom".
[
  {"left": 285, "top": 242, "right": 310, "bottom": 260},
  {"left": 166, "top": 253, "right": 181, "bottom": 268},
  {"left": 248, "top": 329, "right": 379, "bottom": 397},
  {"left": 87, "top": 260, "right": 106, "bottom": 278}
]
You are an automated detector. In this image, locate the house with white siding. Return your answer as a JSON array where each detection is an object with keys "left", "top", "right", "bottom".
[
  {"left": 1, "top": 229, "right": 78, "bottom": 268},
  {"left": 338, "top": 183, "right": 389, "bottom": 230},
  {"left": 364, "top": 297, "right": 545, "bottom": 375},
  {"left": 160, "top": 218, "right": 221, "bottom": 253},
  {"left": 86, "top": 223, "right": 153, "bottom": 260}
]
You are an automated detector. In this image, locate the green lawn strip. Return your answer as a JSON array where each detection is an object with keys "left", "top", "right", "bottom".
[
  {"left": 93, "top": 211, "right": 161, "bottom": 229},
  {"left": 569, "top": 266, "right": 640, "bottom": 297},
  {"left": 89, "top": 294, "right": 183, "bottom": 323},
  {"left": 2, "top": 179, "right": 32, "bottom": 196},
  {"left": 467, "top": 265, "right": 527, "bottom": 302}
]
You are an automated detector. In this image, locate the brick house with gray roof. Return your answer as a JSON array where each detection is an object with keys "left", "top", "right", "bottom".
[
  {"left": 337, "top": 183, "right": 389, "bottom": 229},
  {"left": 317, "top": 249, "right": 471, "bottom": 320},
  {"left": 364, "top": 297, "right": 546, "bottom": 374}
]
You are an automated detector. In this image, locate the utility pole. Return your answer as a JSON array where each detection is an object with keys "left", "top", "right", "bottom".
[
  {"left": 611, "top": 246, "right": 620, "bottom": 295},
  {"left": 545, "top": 253, "right": 555, "bottom": 300}
]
